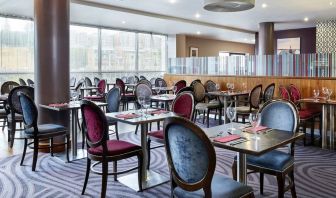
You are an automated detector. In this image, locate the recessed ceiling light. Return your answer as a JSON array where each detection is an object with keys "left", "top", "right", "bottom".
[
  {"left": 169, "top": 0, "right": 176, "bottom": 4},
  {"left": 304, "top": 17, "right": 309, "bottom": 22},
  {"left": 195, "top": 13, "right": 201, "bottom": 18},
  {"left": 330, "top": 1, "right": 333, "bottom": 5},
  {"left": 122, "top": 21, "right": 126, "bottom": 24},
  {"left": 197, "top": 31, "right": 201, "bottom": 35},
  {"left": 261, "top": 3, "right": 267, "bottom": 8}
]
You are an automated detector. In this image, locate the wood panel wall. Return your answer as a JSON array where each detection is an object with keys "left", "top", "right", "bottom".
[{"left": 164, "top": 74, "right": 336, "bottom": 99}]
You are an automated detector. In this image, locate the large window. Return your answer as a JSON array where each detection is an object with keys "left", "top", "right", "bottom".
[
  {"left": 70, "top": 25, "right": 99, "bottom": 72},
  {"left": 0, "top": 17, "right": 34, "bottom": 72},
  {"left": 138, "top": 33, "right": 166, "bottom": 71},
  {"left": 101, "top": 30, "right": 136, "bottom": 71}
]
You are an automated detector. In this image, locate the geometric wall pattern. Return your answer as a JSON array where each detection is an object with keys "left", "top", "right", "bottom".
[{"left": 316, "top": 20, "right": 336, "bottom": 53}]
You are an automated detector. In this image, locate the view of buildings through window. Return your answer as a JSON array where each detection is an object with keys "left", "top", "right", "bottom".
[{"left": 0, "top": 16, "right": 167, "bottom": 80}]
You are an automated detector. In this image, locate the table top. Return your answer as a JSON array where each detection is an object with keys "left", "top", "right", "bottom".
[
  {"left": 40, "top": 101, "right": 107, "bottom": 111},
  {"left": 152, "top": 86, "right": 173, "bottom": 91},
  {"left": 207, "top": 91, "right": 249, "bottom": 97},
  {"left": 299, "top": 98, "right": 336, "bottom": 105},
  {"left": 203, "top": 123, "right": 304, "bottom": 156},
  {"left": 151, "top": 94, "right": 176, "bottom": 102},
  {"left": 106, "top": 109, "right": 178, "bottom": 125},
  {"left": 80, "top": 86, "right": 99, "bottom": 90},
  {"left": 0, "top": 94, "right": 8, "bottom": 101}
]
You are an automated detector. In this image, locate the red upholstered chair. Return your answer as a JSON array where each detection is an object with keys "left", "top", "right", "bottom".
[
  {"left": 146, "top": 92, "right": 194, "bottom": 169},
  {"left": 174, "top": 80, "right": 186, "bottom": 93},
  {"left": 116, "top": 78, "right": 135, "bottom": 110},
  {"left": 84, "top": 80, "right": 106, "bottom": 102},
  {"left": 80, "top": 100, "right": 143, "bottom": 198},
  {"left": 279, "top": 86, "right": 290, "bottom": 101},
  {"left": 288, "top": 84, "right": 322, "bottom": 145}
]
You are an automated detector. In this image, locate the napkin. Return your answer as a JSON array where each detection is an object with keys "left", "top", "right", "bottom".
[
  {"left": 146, "top": 109, "right": 169, "bottom": 115},
  {"left": 244, "top": 126, "right": 268, "bottom": 133},
  {"left": 48, "top": 103, "right": 68, "bottom": 107},
  {"left": 214, "top": 135, "right": 241, "bottom": 143},
  {"left": 115, "top": 113, "right": 140, "bottom": 119}
]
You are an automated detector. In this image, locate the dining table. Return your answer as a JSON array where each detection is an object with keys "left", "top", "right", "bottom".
[
  {"left": 106, "top": 109, "right": 178, "bottom": 191},
  {"left": 299, "top": 97, "right": 335, "bottom": 149},
  {"left": 206, "top": 90, "right": 249, "bottom": 124},
  {"left": 152, "top": 86, "right": 173, "bottom": 94},
  {"left": 150, "top": 94, "right": 176, "bottom": 110},
  {"left": 39, "top": 101, "right": 107, "bottom": 161},
  {"left": 203, "top": 122, "right": 304, "bottom": 184},
  {"left": 80, "top": 86, "right": 99, "bottom": 98}
]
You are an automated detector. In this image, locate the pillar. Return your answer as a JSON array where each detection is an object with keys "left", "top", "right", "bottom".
[{"left": 258, "top": 22, "right": 275, "bottom": 55}]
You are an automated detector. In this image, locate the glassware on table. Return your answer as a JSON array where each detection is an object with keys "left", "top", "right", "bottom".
[
  {"left": 231, "top": 83, "right": 235, "bottom": 92},
  {"left": 327, "top": 89, "right": 333, "bottom": 101},
  {"left": 249, "top": 113, "right": 260, "bottom": 140},
  {"left": 155, "top": 86, "right": 161, "bottom": 95},
  {"left": 226, "top": 83, "right": 231, "bottom": 92},
  {"left": 138, "top": 96, "right": 145, "bottom": 115},
  {"left": 143, "top": 96, "right": 151, "bottom": 118},
  {"left": 313, "top": 89, "right": 319, "bottom": 102},
  {"left": 242, "top": 83, "right": 247, "bottom": 92},
  {"left": 215, "top": 83, "right": 220, "bottom": 91},
  {"left": 322, "top": 87, "right": 328, "bottom": 99},
  {"left": 172, "top": 86, "right": 177, "bottom": 95},
  {"left": 226, "top": 106, "right": 237, "bottom": 132}
]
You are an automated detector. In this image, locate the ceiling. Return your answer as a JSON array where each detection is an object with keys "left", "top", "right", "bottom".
[{"left": 0, "top": 0, "right": 336, "bottom": 44}]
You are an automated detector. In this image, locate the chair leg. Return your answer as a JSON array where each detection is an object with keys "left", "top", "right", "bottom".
[
  {"left": 82, "top": 121, "right": 85, "bottom": 149},
  {"left": 135, "top": 124, "right": 139, "bottom": 135},
  {"left": 202, "top": 110, "right": 206, "bottom": 124},
  {"left": 276, "top": 174, "right": 285, "bottom": 198},
  {"left": 138, "top": 153, "right": 143, "bottom": 192},
  {"left": 303, "top": 122, "right": 307, "bottom": 146},
  {"left": 260, "top": 172, "right": 264, "bottom": 194},
  {"left": 66, "top": 134, "right": 70, "bottom": 162},
  {"left": 32, "top": 138, "right": 39, "bottom": 171},
  {"left": 113, "top": 161, "right": 118, "bottom": 181},
  {"left": 311, "top": 118, "right": 315, "bottom": 146},
  {"left": 9, "top": 120, "right": 16, "bottom": 148},
  {"left": 50, "top": 138, "right": 54, "bottom": 157},
  {"left": 232, "top": 161, "right": 237, "bottom": 181},
  {"left": 207, "top": 110, "right": 210, "bottom": 128},
  {"left": 157, "top": 121, "right": 160, "bottom": 130},
  {"left": 289, "top": 170, "right": 297, "bottom": 198},
  {"left": 319, "top": 115, "right": 322, "bottom": 147},
  {"left": 115, "top": 123, "right": 119, "bottom": 140},
  {"left": 82, "top": 158, "right": 91, "bottom": 195},
  {"left": 101, "top": 160, "right": 108, "bottom": 198},
  {"left": 147, "top": 138, "right": 151, "bottom": 170},
  {"left": 20, "top": 138, "right": 28, "bottom": 166}
]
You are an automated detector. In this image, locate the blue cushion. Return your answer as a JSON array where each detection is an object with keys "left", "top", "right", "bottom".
[
  {"left": 25, "top": 124, "right": 67, "bottom": 136},
  {"left": 173, "top": 174, "right": 253, "bottom": 198},
  {"left": 235, "top": 150, "right": 293, "bottom": 171}
]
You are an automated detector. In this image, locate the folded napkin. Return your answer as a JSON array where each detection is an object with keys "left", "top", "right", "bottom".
[
  {"left": 146, "top": 109, "right": 169, "bottom": 115},
  {"left": 214, "top": 135, "right": 241, "bottom": 143},
  {"left": 244, "top": 125, "right": 268, "bottom": 133},
  {"left": 115, "top": 113, "right": 140, "bottom": 119},
  {"left": 48, "top": 103, "right": 68, "bottom": 107}
]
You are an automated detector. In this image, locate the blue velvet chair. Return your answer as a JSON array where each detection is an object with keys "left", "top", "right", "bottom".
[
  {"left": 106, "top": 87, "right": 121, "bottom": 139},
  {"left": 18, "top": 92, "right": 70, "bottom": 171},
  {"left": 164, "top": 117, "right": 254, "bottom": 198},
  {"left": 232, "top": 99, "right": 299, "bottom": 198}
]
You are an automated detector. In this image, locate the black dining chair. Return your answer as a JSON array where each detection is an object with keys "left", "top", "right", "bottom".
[
  {"left": 18, "top": 92, "right": 70, "bottom": 171},
  {"left": 80, "top": 100, "right": 143, "bottom": 198},
  {"left": 70, "top": 77, "right": 76, "bottom": 87},
  {"left": 27, "top": 79, "right": 34, "bottom": 87},
  {"left": 164, "top": 117, "right": 254, "bottom": 198},
  {"left": 106, "top": 87, "right": 121, "bottom": 139},
  {"left": 19, "top": 78, "right": 27, "bottom": 86},
  {"left": 232, "top": 99, "right": 299, "bottom": 198},
  {"left": 94, "top": 77, "right": 100, "bottom": 87}
]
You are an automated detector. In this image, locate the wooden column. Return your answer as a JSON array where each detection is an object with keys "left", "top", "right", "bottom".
[
  {"left": 34, "top": 0, "right": 70, "bottom": 149},
  {"left": 258, "top": 22, "right": 275, "bottom": 55}
]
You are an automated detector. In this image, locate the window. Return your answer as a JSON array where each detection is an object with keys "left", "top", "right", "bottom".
[
  {"left": 138, "top": 33, "right": 166, "bottom": 71},
  {"left": 70, "top": 25, "right": 99, "bottom": 72},
  {"left": 101, "top": 29, "right": 136, "bottom": 71}
]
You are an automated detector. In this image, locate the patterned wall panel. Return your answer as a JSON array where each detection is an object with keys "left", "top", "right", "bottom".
[{"left": 316, "top": 20, "right": 336, "bottom": 53}]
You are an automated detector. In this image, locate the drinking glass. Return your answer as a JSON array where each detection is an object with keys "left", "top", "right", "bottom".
[
  {"left": 215, "top": 83, "right": 220, "bottom": 91},
  {"left": 328, "top": 89, "right": 333, "bottom": 101},
  {"left": 143, "top": 96, "right": 151, "bottom": 118},
  {"left": 226, "top": 106, "right": 237, "bottom": 132},
  {"left": 313, "top": 89, "right": 319, "bottom": 102},
  {"left": 249, "top": 113, "right": 260, "bottom": 140},
  {"left": 242, "top": 83, "right": 247, "bottom": 92},
  {"left": 231, "top": 83, "right": 235, "bottom": 92},
  {"left": 155, "top": 87, "right": 161, "bottom": 95},
  {"left": 138, "top": 96, "right": 145, "bottom": 115},
  {"left": 226, "top": 83, "right": 231, "bottom": 91},
  {"left": 173, "top": 86, "right": 177, "bottom": 95},
  {"left": 322, "top": 87, "right": 328, "bottom": 99}
]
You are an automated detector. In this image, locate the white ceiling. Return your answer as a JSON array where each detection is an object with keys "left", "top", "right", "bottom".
[{"left": 1, "top": 0, "right": 336, "bottom": 44}]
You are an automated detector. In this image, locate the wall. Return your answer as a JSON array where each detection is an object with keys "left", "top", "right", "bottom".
[
  {"left": 316, "top": 20, "right": 336, "bottom": 53},
  {"left": 275, "top": 27, "right": 316, "bottom": 54},
  {"left": 167, "top": 34, "right": 177, "bottom": 59},
  {"left": 176, "top": 35, "right": 255, "bottom": 57}
]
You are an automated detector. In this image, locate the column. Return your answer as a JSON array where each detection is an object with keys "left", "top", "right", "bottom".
[{"left": 258, "top": 22, "right": 275, "bottom": 55}]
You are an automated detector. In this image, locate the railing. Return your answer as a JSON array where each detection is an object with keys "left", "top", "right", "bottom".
[{"left": 168, "top": 53, "right": 336, "bottom": 78}]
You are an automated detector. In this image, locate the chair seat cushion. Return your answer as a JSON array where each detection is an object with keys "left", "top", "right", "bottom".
[
  {"left": 235, "top": 150, "right": 294, "bottom": 171},
  {"left": 0, "top": 109, "right": 7, "bottom": 117},
  {"left": 25, "top": 124, "right": 67, "bottom": 137},
  {"left": 173, "top": 174, "right": 253, "bottom": 198},
  {"left": 148, "top": 130, "right": 164, "bottom": 139},
  {"left": 301, "top": 107, "right": 321, "bottom": 115},
  {"left": 88, "top": 140, "right": 141, "bottom": 156},
  {"left": 236, "top": 106, "right": 257, "bottom": 114},
  {"left": 299, "top": 110, "right": 314, "bottom": 119},
  {"left": 84, "top": 95, "right": 104, "bottom": 100},
  {"left": 7, "top": 114, "right": 23, "bottom": 122},
  {"left": 106, "top": 116, "right": 117, "bottom": 125},
  {"left": 124, "top": 93, "right": 135, "bottom": 97},
  {"left": 195, "top": 102, "right": 220, "bottom": 110}
]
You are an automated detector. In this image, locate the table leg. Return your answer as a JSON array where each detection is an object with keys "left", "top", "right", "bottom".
[
  {"left": 237, "top": 152, "right": 247, "bottom": 184},
  {"left": 322, "top": 105, "right": 328, "bottom": 149},
  {"left": 330, "top": 105, "right": 335, "bottom": 150},
  {"left": 80, "top": 89, "right": 84, "bottom": 99},
  {"left": 223, "top": 97, "right": 228, "bottom": 124}
]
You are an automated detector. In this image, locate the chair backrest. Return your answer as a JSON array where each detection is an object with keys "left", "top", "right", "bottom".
[
  {"left": 18, "top": 92, "right": 38, "bottom": 130},
  {"left": 84, "top": 77, "right": 93, "bottom": 87},
  {"left": 121, "top": 76, "right": 128, "bottom": 83},
  {"left": 279, "top": 86, "right": 290, "bottom": 100},
  {"left": 19, "top": 78, "right": 27, "bottom": 86},
  {"left": 175, "top": 80, "right": 186, "bottom": 93},
  {"left": 116, "top": 78, "right": 126, "bottom": 95},
  {"left": 172, "top": 92, "right": 194, "bottom": 120},
  {"left": 127, "top": 76, "right": 135, "bottom": 84},
  {"left": 81, "top": 100, "right": 108, "bottom": 149},
  {"left": 258, "top": 99, "right": 299, "bottom": 133},
  {"left": 1, "top": 81, "right": 19, "bottom": 95},
  {"left": 138, "top": 79, "right": 152, "bottom": 88},
  {"left": 135, "top": 83, "right": 152, "bottom": 99},
  {"left": 176, "top": 86, "right": 193, "bottom": 95},
  {"left": 163, "top": 117, "right": 216, "bottom": 194},
  {"left": 106, "top": 87, "right": 121, "bottom": 113},
  {"left": 249, "top": 84, "right": 262, "bottom": 109},
  {"left": 70, "top": 77, "right": 76, "bottom": 87},
  {"left": 288, "top": 84, "right": 301, "bottom": 104},
  {"left": 204, "top": 80, "right": 216, "bottom": 92},
  {"left": 94, "top": 77, "right": 100, "bottom": 86},
  {"left": 134, "top": 76, "right": 140, "bottom": 83},
  {"left": 140, "top": 75, "right": 146, "bottom": 80},
  {"left": 149, "top": 78, "right": 156, "bottom": 85},
  {"left": 8, "top": 86, "right": 34, "bottom": 114},
  {"left": 191, "top": 81, "right": 205, "bottom": 103},
  {"left": 155, "top": 78, "right": 167, "bottom": 87},
  {"left": 190, "top": 79, "right": 201, "bottom": 87},
  {"left": 27, "top": 79, "right": 34, "bottom": 87},
  {"left": 263, "top": 83, "right": 275, "bottom": 102},
  {"left": 97, "top": 79, "right": 106, "bottom": 95}
]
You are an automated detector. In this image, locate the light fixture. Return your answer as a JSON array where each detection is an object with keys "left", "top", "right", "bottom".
[
  {"left": 197, "top": 31, "right": 201, "bottom": 35},
  {"left": 169, "top": 0, "right": 176, "bottom": 4},
  {"left": 330, "top": 1, "right": 333, "bottom": 6},
  {"left": 122, "top": 21, "right": 126, "bottom": 24},
  {"left": 195, "top": 13, "right": 201, "bottom": 18},
  {"left": 304, "top": 17, "right": 309, "bottom": 22},
  {"left": 204, "top": 0, "right": 255, "bottom": 12},
  {"left": 261, "top": 3, "right": 267, "bottom": 8}
]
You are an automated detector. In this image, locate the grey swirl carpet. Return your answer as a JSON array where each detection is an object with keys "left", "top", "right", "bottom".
[{"left": 0, "top": 131, "right": 336, "bottom": 198}]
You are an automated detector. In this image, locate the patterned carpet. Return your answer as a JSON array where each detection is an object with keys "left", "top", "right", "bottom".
[{"left": 1, "top": 129, "right": 336, "bottom": 197}]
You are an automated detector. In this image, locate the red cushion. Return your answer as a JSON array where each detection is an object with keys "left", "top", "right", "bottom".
[
  {"left": 299, "top": 110, "right": 314, "bottom": 119},
  {"left": 84, "top": 95, "right": 104, "bottom": 99},
  {"left": 148, "top": 130, "right": 164, "bottom": 139},
  {"left": 88, "top": 140, "right": 141, "bottom": 156},
  {"left": 124, "top": 93, "right": 135, "bottom": 97},
  {"left": 301, "top": 107, "right": 321, "bottom": 114}
]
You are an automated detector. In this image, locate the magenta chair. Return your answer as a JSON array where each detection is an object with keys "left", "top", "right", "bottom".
[{"left": 84, "top": 79, "right": 106, "bottom": 102}]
